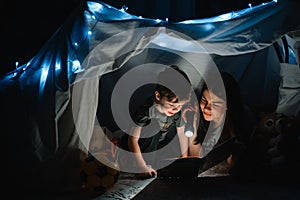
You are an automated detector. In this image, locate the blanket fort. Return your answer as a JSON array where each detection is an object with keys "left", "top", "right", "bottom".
[{"left": 0, "top": 0, "right": 299, "bottom": 197}]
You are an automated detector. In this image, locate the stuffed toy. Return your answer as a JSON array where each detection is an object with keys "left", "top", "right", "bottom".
[{"left": 231, "top": 112, "right": 300, "bottom": 180}]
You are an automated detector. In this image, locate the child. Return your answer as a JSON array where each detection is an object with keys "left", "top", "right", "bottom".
[{"left": 120, "top": 65, "right": 193, "bottom": 178}]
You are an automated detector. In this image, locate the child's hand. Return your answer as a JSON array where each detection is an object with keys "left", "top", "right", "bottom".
[
  {"left": 136, "top": 165, "right": 157, "bottom": 179},
  {"left": 182, "top": 101, "right": 199, "bottom": 126}
]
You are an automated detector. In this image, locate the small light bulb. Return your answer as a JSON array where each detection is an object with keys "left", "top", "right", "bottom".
[{"left": 120, "top": 5, "right": 128, "bottom": 12}]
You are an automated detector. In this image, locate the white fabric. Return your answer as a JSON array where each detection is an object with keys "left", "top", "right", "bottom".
[{"left": 276, "top": 63, "right": 300, "bottom": 117}]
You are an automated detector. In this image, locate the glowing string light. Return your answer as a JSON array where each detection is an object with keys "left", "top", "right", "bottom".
[
  {"left": 120, "top": 5, "right": 128, "bottom": 12},
  {"left": 71, "top": 60, "right": 83, "bottom": 73},
  {"left": 55, "top": 61, "right": 61, "bottom": 71}
]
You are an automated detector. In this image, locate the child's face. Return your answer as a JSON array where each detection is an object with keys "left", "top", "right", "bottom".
[
  {"left": 158, "top": 96, "right": 189, "bottom": 116},
  {"left": 199, "top": 89, "right": 227, "bottom": 122}
]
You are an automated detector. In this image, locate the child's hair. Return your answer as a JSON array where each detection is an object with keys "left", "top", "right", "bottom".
[{"left": 156, "top": 65, "right": 192, "bottom": 102}]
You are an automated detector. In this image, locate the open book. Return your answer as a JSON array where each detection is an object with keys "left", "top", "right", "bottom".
[{"left": 157, "top": 137, "right": 236, "bottom": 178}]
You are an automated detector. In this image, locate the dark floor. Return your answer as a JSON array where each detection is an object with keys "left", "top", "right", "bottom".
[{"left": 133, "top": 176, "right": 300, "bottom": 200}]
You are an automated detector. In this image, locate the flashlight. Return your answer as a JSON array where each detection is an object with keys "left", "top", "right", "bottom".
[{"left": 184, "top": 111, "right": 194, "bottom": 137}]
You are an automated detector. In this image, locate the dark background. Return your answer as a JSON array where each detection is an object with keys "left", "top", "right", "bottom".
[{"left": 1, "top": 0, "right": 269, "bottom": 77}]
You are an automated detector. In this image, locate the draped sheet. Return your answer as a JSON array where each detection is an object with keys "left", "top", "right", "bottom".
[{"left": 0, "top": 0, "right": 299, "bottom": 193}]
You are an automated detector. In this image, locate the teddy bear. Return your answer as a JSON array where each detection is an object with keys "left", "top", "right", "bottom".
[{"left": 231, "top": 112, "right": 300, "bottom": 180}]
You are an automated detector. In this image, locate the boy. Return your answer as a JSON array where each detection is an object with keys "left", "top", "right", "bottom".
[{"left": 121, "top": 65, "right": 193, "bottom": 178}]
